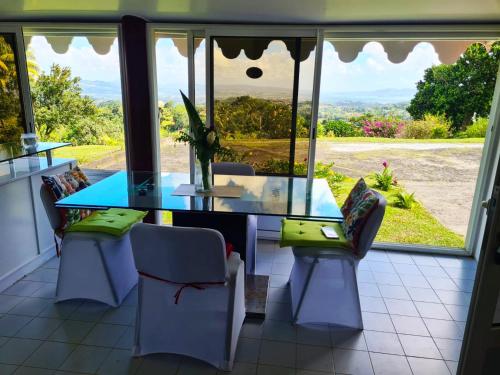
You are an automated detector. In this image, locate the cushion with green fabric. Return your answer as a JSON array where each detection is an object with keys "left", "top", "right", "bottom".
[
  {"left": 280, "top": 219, "right": 351, "bottom": 249},
  {"left": 66, "top": 208, "right": 147, "bottom": 237}
]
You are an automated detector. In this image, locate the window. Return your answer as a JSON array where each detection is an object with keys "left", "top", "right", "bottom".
[
  {"left": 318, "top": 37, "right": 500, "bottom": 250},
  {"left": 23, "top": 28, "right": 125, "bottom": 171}
]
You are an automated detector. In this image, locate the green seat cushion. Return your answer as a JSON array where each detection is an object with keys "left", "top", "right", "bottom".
[
  {"left": 66, "top": 208, "right": 147, "bottom": 237},
  {"left": 280, "top": 219, "right": 351, "bottom": 249}
]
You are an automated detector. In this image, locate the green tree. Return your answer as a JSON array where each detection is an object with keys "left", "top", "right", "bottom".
[
  {"left": 31, "top": 64, "right": 98, "bottom": 139},
  {"left": 407, "top": 42, "right": 500, "bottom": 132}
]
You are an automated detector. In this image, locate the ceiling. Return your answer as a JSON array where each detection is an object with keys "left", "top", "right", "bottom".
[{"left": 0, "top": 0, "right": 499, "bottom": 24}]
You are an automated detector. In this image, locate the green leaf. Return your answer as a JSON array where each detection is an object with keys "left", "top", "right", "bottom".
[{"left": 180, "top": 90, "right": 205, "bottom": 140}]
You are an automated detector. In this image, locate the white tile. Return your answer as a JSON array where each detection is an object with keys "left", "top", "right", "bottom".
[
  {"left": 373, "top": 273, "right": 402, "bottom": 286},
  {"left": 358, "top": 283, "right": 381, "bottom": 298},
  {"left": 426, "top": 277, "right": 460, "bottom": 292},
  {"left": 0, "top": 295, "right": 25, "bottom": 314},
  {"left": 59, "top": 345, "right": 111, "bottom": 373},
  {"left": 8, "top": 298, "right": 52, "bottom": 317},
  {"left": 330, "top": 327, "right": 367, "bottom": 351},
  {"left": 267, "top": 287, "right": 291, "bottom": 304},
  {"left": 68, "top": 301, "right": 110, "bottom": 322},
  {"left": 434, "top": 338, "right": 462, "bottom": 361},
  {"left": 366, "top": 251, "right": 390, "bottom": 262},
  {"left": 262, "top": 320, "right": 296, "bottom": 343},
  {"left": 24, "top": 341, "right": 76, "bottom": 369},
  {"left": 378, "top": 285, "right": 410, "bottom": 300},
  {"left": 360, "top": 296, "right": 387, "bottom": 314},
  {"left": 406, "top": 287, "right": 441, "bottom": 303},
  {"left": 257, "top": 364, "right": 295, "bottom": 375},
  {"left": 452, "top": 278, "right": 474, "bottom": 293},
  {"left": 435, "top": 290, "right": 471, "bottom": 306},
  {"left": 235, "top": 338, "right": 260, "bottom": 363},
  {"left": 135, "top": 353, "right": 179, "bottom": 375},
  {"left": 0, "top": 364, "right": 17, "bottom": 374},
  {"left": 418, "top": 266, "right": 447, "bottom": 278},
  {"left": 384, "top": 299, "right": 419, "bottom": 317},
  {"left": 368, "top": 261, "right": 396, "bottom": 274},
  {"left": 271, "top": 263, "right": 293, "bottom": 276},
  {"left": 296, "top": 344, "right": 334, "bottom": 372},
  {"left": 15, "top": 317, "right": 63, "bottom": 340},
  {"left": 2, "top": 281, "right": 44, "bottom": 297},
  {"left": 100, "top": 306, "right": 136, "bottom": 325},
  {"left": 221, "top": 362, "right": 256, "bottom": 375},
  {"left": 387, "top": 252, "right": 415, "bottom": 265},
  {"left": 269, "top": 275, "right": 289, "bottom": 289},
  {"left": 38, "top": 301, "right": 81, "bottom": 319},
  {"left": 241, "top": 320, "right": 264, "bottom": 339},
  {"left": 49, "top": 320, "right": 95, "bottom": 344},
  {"left": 400, "top": 274, "right": 430, "bottom": 288},
  {"left": 11, "top": 367, "right": 53, "bottom": 375},
  {"left": 446, "top": 360, "right": 458, "bottom": 375},
  {"left": 398, "top": 334, "right": 442, "bottom": 359},
  {"left": 0, "top": 337, "right": 42, "bottom": 365},
  {"left": 408, "top": 357, "right": 451, "bottom": 375},
  {"left": 96, "top": 348, "right": 142, "bottom": 375},
  {"left": 391, "top": 315, "right": 429, "bottom": 336},
  {"left": 114, "top": 326, "right": 134, "bottom": 350},
  {"left": 394, "top": 263, "right": 421, "bottom": 276},
  {"left": 364, "top": 331, "right": 404, "bottom": 355},
  {"left": 0, "top": 315, "right": 32, "bottom": 337},
  {"left": 362, "top": 312, "right": 395, "bottom": 332},
  {"left": 332, "top": 348, "right": 373, "bottom": 375},
  {"left": 266, "top": 302, "right": 291, "bottom": 322},
  {"left": 444, "top": 304, "right": 469, "bottom": 322},
  {"left": 23, "top": 268, "right": 58, "bottom": 283},
  {"left": 414, "top": 302, "right": 453, "bottom": 320},
  {"left": 412, "top": 256, "right": 440, "bottom": 267},
  {"left": 82, "top": 323, "right": 128, "bottom": 347},
  {"left": 444, "top": 267, "right": 476, "bottom": 280},
  {"left": 370, "top": 352, "right": 412, "bottom": 375},
  {"left": 424, "top": 318, "right": 463, "bottom": 340},
  {"left": 258, "top": 340, "right": 296, "bottom": 368},
  {"left": 296, "top": 324, "right": 331, "bottom": 347}
]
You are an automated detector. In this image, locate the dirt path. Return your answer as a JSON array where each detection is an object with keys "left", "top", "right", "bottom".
[{"left": 315, "top": 141, "right": 483, "bottom": 236}]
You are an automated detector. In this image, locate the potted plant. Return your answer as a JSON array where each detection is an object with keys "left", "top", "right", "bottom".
[{"left": 176, "top": 91, "right": 228, "bottom": 192}]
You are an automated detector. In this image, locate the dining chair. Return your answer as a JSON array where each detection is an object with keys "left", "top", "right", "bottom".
[
  {"left": 212, "top": 162, "right": 257, "bottom": 274},
  {"left": 285, "top": 190, "right": 386, "bottom": 329},
  {"left": 40, "top": 185, "right": 138, "bottom": 307},
  {"left": 129, "top": 223, "right": 245, "bottom": 371}
]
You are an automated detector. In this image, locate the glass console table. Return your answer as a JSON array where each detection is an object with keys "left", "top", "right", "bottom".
[{"left": 0, "top": 142, "right": 71, "bottom": 183}]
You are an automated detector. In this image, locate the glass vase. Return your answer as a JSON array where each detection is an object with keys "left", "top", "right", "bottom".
[{"left": 194, "top": 157, "right": 212, "bottom": 192}]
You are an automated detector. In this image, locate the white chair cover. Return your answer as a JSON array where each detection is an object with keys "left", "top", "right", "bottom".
[
  {"left": 56, "top": 232, "right": 138, "bottom": 307},
  {"left": 130, "top": 223, "right": 245, "bottom": 371},
  {"left": 289, "top": 192, "right": 386, "bottom": 329},
  {"left": 40, "top": 185, "right": 138, "bottom": 307}
]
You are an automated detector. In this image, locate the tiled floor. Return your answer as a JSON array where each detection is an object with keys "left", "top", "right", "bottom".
[{"left": 0, "top": 241, "right": 476, "bottom": 374}]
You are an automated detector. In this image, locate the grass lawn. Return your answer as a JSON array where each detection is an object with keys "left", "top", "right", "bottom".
[
  {"left": 53, "top": 145, "right": 123, "bottom": 166},
  {"left": 317, "top": 136, "right": 485, "bottom": 144},
  {"left": 335, "top": 177, "right": 465, "bottom": 248}
]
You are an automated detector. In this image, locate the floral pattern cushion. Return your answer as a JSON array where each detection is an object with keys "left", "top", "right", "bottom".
[
  {"left": 341, "top": 188, "right": 379, "bottom": 254},
  {"left": 341, "top": 178, "right": 369, "bottom": 218},
  {"left": 42, "top": 166, "right": 92, "bottom": 231}
]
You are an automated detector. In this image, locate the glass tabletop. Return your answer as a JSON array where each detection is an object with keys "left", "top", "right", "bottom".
[
  {"left": 0, "top": 142, "right": 71, "bottom": 163},
  {"left": 56, "top": 171, "right": 343, "bottom": 220}
]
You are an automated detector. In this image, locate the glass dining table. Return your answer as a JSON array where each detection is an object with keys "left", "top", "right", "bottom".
[{"left": 56, "top": 170, "right": 344, "bottom": 317}]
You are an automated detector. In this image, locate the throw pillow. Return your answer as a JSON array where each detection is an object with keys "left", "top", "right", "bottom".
[
  {"left": 341, "top": 189, "right": 379, "bottom": 254},
  {"left": 341, "top": 178, "right": 369, "bottom": 218}
]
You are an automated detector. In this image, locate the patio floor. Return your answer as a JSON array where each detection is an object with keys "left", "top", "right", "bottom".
[{"left": 0, "top": 241, "right": 475, "bottom": 374}]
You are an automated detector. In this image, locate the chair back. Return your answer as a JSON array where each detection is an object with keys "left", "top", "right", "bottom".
[
  {"left": 130, "top": 223, "right": 228, "bottom": 283},
  {"left": 356, "top": 191, "right": 386, "bottom": 259},
  {"left": 40, "top": 184, "right": 61, "bottom": 231},
  {"left": 212, "top": 162, "right": 255, "bottom": 176}
]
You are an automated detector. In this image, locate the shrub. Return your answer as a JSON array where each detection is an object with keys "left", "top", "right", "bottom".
[
  {"left": 457, "top": 117, "right": 489, "bottom": 138},
  {"left": 363, "top": 120, "right": 404, "bottom": 138},
  {"left": 394, "top": 191, "right": 416, "bottom": 209},
  {"left": 320, "top": 119, "right": 361, "bottom": 137},
  {"left": 314, "top": 162, "right": 346, "bottom": 194},
  {"left": 403, "top": 114, "right": 450, "bottom": 139},
  {"left": 374, "top": 161, "right": 396, "bottom": 191}
]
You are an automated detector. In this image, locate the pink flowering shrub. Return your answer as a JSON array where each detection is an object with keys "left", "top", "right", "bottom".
[{"left": 363, "top": 120, "right": 405, "bottom": 138}]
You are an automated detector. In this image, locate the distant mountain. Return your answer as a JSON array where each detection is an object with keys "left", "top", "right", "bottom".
[
  {"left": 80, "top": 79, "right": 416, "bottom": 105},
  {"left": 80, "top": 80, "right": 122, "bottom": 102}
]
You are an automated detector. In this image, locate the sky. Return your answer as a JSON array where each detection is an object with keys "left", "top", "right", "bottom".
[{"left": 27, "top": 35, "right": 442, "bottom": 99}]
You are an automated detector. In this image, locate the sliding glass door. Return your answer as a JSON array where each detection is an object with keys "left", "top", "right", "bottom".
[{"left": 207, "top": 33, "right": 318, "bottom": 177}]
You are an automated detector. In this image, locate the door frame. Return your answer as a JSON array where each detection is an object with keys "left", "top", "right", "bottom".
[{"left": 204, "top": 27, "right": 321, "bottom": 179}]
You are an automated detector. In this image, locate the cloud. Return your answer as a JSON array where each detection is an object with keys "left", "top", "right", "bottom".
[{"left": 28, "top": 36, "right": 122, "bottom": 83}]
